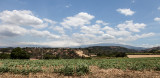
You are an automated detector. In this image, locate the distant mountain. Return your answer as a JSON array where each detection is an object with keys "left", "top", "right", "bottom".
[
  {"left": 0, "top": 43, "right": 147, "bottom": 50},
  {"left": 79, "top": 43, "right": 146, "bottom": 50},
  {"left": 144, "top": 46, "right": 160, "bottom": 52}
]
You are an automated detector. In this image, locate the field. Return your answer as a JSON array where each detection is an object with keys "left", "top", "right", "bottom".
[
  {"left": 0, "top": 58, "right": 160, "bottom": 78},
  {"left": 127, "top": 55, "right": 160, "bottom": 58}
]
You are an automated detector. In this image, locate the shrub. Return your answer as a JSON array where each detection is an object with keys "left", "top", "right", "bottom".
[
  {"left": 11, "top": 47, "right": 30, "bottom": 59},
  {"left": 0, "top": 53, "right": 10, "bottom": 59},
  {"left": 115, "top": 52, "right": 127, "bottom": 57},
  {"left": 44, "top": 54, "right": 56, "bottom": 59},
  {"left": 59, "top": 64, "right": 89, "bottom": 76}
]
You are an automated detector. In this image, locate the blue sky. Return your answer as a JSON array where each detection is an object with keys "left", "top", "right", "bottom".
[{"left": 0, "top": 0, "right": 160, "bottom": 47}]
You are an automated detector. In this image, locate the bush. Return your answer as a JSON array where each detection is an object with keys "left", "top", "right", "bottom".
[
  {"left": 0, "top": 53, "right": 10, "bottom": 59},
  {"left": 97, "top": 52, "right": 127, "bottom": 57},
  {"left": 115, "top": 52, "right": 127, "bottom": 57},
  {"left": 59, "top": 64, "right": 89, "bottom": 76},
  {"left": 11, "top": 47, "right": 30, "bottom": 59},
  {"left": 44, "top": 54, "right": 56, "bottom": 59}
]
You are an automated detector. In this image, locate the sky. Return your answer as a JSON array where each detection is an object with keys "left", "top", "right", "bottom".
[{"left": 0, "top": 0, "right": 160, "bottom": 48}]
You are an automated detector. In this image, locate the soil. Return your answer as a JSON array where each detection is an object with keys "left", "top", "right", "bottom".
[
  {"left": 127, "top": 55, "right": 160, "bottom": 58},
  {"left": 0, "top": 66, "right": 160, "bottom": 78}
]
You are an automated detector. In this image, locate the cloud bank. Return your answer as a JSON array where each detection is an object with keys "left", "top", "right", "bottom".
[{"left": 0, "top": 10, "right": 154, "bottom": 47}]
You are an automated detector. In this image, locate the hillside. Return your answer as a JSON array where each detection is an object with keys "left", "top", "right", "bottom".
[
  {"left": 79, "top": 43, "right": 146, "bottom": 50},
  {"left": 143, "top": 46, "right": 160, "bottom": 52},
  {"left": 80, "top": 46, "right": 137, "bottom": 57}
]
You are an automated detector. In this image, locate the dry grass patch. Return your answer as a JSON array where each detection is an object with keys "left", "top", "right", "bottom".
[
  {"left": 1, "top": 66, "right": 160, "bottom": 78},
  {"left": 127, "top": 55, "right": 160, "bottom": 58}
]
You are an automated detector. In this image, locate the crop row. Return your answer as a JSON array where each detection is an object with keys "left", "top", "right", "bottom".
[{"left": 0, "top": 57, "right": 160, "bottom": 75}]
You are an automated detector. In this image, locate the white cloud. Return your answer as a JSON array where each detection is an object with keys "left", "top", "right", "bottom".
[
  {"left": 96, "top": 20, "right": 108, "bottom": 25},
  {"left": 106, "top": 30, "right": 131, "bottom": 37},
  {"left": 118, "top": 33, "right": 155, "bottom": 41},
  {"left": 0, "top": 10, "right": 156, "bottom": 47},
  {"left": 117, "top": 20, "right": 146, "bottom": 32},
  {"left": 101, "top": 34, "right": 115, "bottom": 39},
  {"left": 103, "top": 26, "right": 131, "bottom": 37},
  {"left": 136, "top": 33, "right": 155, "bottom": 39},
  {"left": 72, "top": 33, "right": 98, "bottom": 45},
  {"left": 80, "top": 24, "right": 104, "bottom": 34},
  {"left": 102, "top": 26, "right": 114, "bottom": 31},
  {"left": 72, "top": 20, "right": 153, "bottom": 45},
  {"left": 19, "top": 41, "right": 80, "bottom": 47},
  {"left": 102, "top": 20, "right": 146, "bottom": 37},
  {"left": 0, "top": 10, "right": 47, "bottom": 29},
  {"left": 51, "top": 26, "right": 65, "bottom": 34},
  {"left": 0, "top": 24, "right": 27, "bottom": 37},
  {"left": 43, "top": 18, "right": 57, "bottom": 25},
  {"left": 140, "top": 44, "right": 160, "bottom": 48},
  {"left": 117, "top": 8, "right": 135, "bottom": 16},
  {"left": 65, "top": 4, "right": 72, "bottom": 8},
  {"left": 61, "top": 12, "right": 95, "bottom": 29},
  {"left": 154, "top": 17, "right": 160, "bottom": 22},
  {"left": 30, "top": 29, "right": 60, "bottom": 39}
]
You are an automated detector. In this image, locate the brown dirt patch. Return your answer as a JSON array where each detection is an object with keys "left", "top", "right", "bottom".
[
  {"left": 89, "top": 66, "right": 160, "bottom": 78},
  {"left": 0, "top": 66, "right": 160, "bottom": 78},
  {"left": 0, "top": 62, "right": 2, "bottom": 67},
  {"left": 127, "top": 55, "right": 160, "bottom": 58}
]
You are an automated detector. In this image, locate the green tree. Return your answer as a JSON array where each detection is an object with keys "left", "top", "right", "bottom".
[{"left": 11, "top": 47, "right": 30, "bottom": 59}]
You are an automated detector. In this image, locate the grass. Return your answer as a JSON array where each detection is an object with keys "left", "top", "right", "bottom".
[{"left": 0, "top": 57, "right": 160, "bottom": 75}]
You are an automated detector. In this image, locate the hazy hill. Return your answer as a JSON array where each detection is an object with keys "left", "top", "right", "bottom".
[{"left": 79, "top": 43, "right": 146, "bottom": 50}]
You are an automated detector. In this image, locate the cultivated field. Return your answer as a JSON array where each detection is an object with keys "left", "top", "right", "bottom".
[
  {"left": 127, "top": 55, "right": 160, "bottom": 58},
  {"left": 0, "top": 58, "right": 160, "bottom": 78}
]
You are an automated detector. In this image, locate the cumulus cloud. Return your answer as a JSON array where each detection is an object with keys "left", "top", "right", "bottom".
[
  {"left": 118, "top": 33, "right": 155, "bottom": 41},
  {"left": 117, "top": 20, "right": 146, "bottom": 32},
  {"left": 96, "top": 20, "right": 108, "bottom": 25},
  {"left": 80, "top": 24, "right": 104, "bottom": 34},
  {"left": 0, "top": 10, "right": 61, "bottom": 39},
  {"left": 72, "top": 33, "right": 98, "bottom": 45},
  {"left": 30, "top": 29, "right": 60, "bottom": 39},
  {"left": 0, "top": 24, "right": 27, "bottom": 37},
  {"left": 117, "top": 8, "right": 135, "bottom": 16},
  {"left": 154, "top": 17, "right": 160, "bottom": 22},
  {"left": 43, "top": 18, "right": 57, "bottom": 25},
  {"left": 51, "top": 26, "right": 65, "bottom": 34},
  {"left": 19, "top": 41, "right": 80, "bottom": 47},
  {"left": 0, "top": 10, "right": 155, "bottom": 47},
  {"left": 101, "top": 34, "right": 115, "bottom": 39},
  {"left": 106, "top": 30, "right": 131, "bottom": 37},
  {"left": 101, "top": 21, "right": 154, "bottom": 44},
  {"left": 61, "top": 12, "right": 95, "bottom": 29},
  {"left": 0, "top": 10, "right": 47, "bottom": 29},
  {"left": 140, "top": 44, "right": 160, "bottom": 48},
  {"left": 102, "top": 20, "right": 146, "bottom": 37}
]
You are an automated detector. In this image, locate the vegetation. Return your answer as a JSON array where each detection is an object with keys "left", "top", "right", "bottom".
[
  {"left": 0, "top": 53, "right": 10, "bottom": 59},
  {"left": 0, "top": 58, "right": 160, "bottom": 75},
  {"left": 10, "top": 47, "right": 30, "bottom": 59}
]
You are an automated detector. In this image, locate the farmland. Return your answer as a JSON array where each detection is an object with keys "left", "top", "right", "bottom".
[
  {"left": 127, "top": 55, "right": 160, "bottom": 58},
  {"left": 0, "top": 57, "right": 160, "bottom": 78}
]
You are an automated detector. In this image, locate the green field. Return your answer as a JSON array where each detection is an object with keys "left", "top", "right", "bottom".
[{"left": 0, "top": 57, "right": 160, "bottom": 75}]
